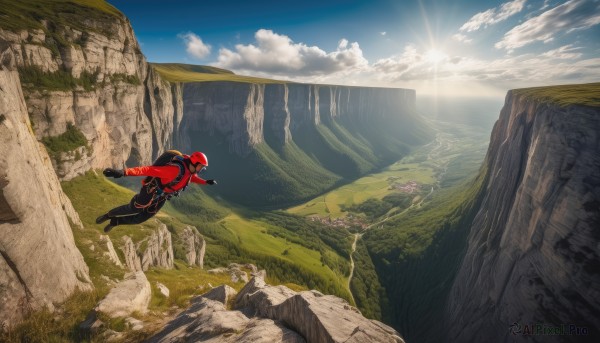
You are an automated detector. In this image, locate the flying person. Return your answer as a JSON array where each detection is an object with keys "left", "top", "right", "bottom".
[{"left": 96, "top": 150, "right": 217, "bottom": 233}]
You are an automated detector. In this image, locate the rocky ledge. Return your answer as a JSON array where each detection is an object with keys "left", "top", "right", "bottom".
[{"left": 148, "top": 276, "right": 404, "bottom": 343}]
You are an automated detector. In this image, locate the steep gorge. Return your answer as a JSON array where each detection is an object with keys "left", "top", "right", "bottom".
[{"left": 362, "top": 87, "right": 600, "bottom": 343}]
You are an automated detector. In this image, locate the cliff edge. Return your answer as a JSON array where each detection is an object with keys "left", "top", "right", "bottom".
[
  {"left": 0, "top": 52, "right": 92, "bottom": 328},
  {"left": 447, "top": 85, "right": 600, "bottom": 342}
]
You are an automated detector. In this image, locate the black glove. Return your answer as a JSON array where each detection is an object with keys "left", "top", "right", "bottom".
[
  {"left": 206, "top": 179, "right": 217, "bottom": 185},
  {"left": 103, "top": 168, "right": 124, "bottom": 178}
]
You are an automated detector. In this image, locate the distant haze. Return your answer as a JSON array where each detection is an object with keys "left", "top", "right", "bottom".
[{"left": 417, "top": 95, "right": 504, "bottom": 130}]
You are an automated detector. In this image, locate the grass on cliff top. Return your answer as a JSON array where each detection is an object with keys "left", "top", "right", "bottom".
[
  {"left": 0, "top": 0, "right": 122, "bottom": 32},
  {"left": 513, "top": 82, "right": 600, "bottom": 108},
  {"left": 151, "top": 63, "right": 286, "bottom": 84}
]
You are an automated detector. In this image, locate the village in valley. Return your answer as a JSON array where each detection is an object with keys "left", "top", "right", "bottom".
[{"left": 308, "top": 179, "right": 425, "bottom": 231}]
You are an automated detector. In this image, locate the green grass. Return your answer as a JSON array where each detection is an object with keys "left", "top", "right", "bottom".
[
  {"left": 0, "top": 0, "right": 122, "bottom": 32},
  {"left": 146, "top": 261, "right": 245, "bottom": 310},
  {"left": 217, "top": 214, "right": 350, "bottom": 292},
  {"left": 42, "top": 122, "right": 90, "bottom": 159},
  {"left": 19, "top": 65, "right": 101, "bottom": 91},
  {"left": 288, "top": 161, "right": 435, "bottom": 218},
  {"left": 513, "top": 82, "right": 600, "bottom": 107},
  {"left": 151, "top": 63, "right": 286, "bottom": 84},
  {"left": 61, "top": 171, "right": 161, "bottom": 284},
  {"left": 151, "top": 63, "right": 234, "bottom": 75},
  {"left": 0, "top": 289, "right": 105, "bottom": 342}
]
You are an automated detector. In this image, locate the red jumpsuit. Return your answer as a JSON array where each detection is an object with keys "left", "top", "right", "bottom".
[{"left": 105, "top": 163, "right": 207, "bottom": 226}]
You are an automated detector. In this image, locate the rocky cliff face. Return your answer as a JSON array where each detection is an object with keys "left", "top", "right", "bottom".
[
  {"left": 447, "top": 91, "right": 600, "bottom": 342},
  {"left": 178, "top": 82, "right": 416, "bottom": 156},
  {"left": 0, "top": 59, "right": 91, "bottom": 327},
  {"left": 0, "top": 10, "right": 174, "bottom": 180}
]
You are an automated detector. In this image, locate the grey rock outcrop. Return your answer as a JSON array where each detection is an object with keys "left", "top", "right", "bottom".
[
  {"left": 95, "top": 271, "right": 151, "bottom": 318},
  {"left": 120, "top": 222, "right": 174, "bottom": 272},
  {"left": 236, "top": 277, "right": 404, "bottom": 343},
  {"left": 447, "top": 91, "right": 600, "bottom": 342},
  {"left": 140, "top": 223, "right": 174, "bottom": 270},
  {"left": 147, "top": 283, "right": 305, "bottom": 343},
  {"left": 0, "top": 58, "right": 91, "bottom": 327},
  {"left": 181, "top": 225, "right": 206, "bottom": 268},
  {"left": 203, "top": 285, "right": 237, "bottom": 305},
  {"left": 121, "top": 236, "right": 142, "bottom": 272},
  {"left": 100, "top": 235, "right": 123, "bottom": 268},
  {"left": 149, "top": 276, "right": 403, "bottom": 343}
]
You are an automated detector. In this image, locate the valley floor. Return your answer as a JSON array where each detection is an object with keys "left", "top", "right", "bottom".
[{"left": 287, "top": 118, "right": 490, "bottom": 311}]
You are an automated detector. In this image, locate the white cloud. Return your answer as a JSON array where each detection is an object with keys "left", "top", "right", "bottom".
[
  {"left": 540, "top": 44, "right": 583, "bottom": 59},
  {"left": 541, "top": 0, "right": 551, "bottom": 10},
  {"left": 496, "top": 0, "right": 600, "bottom": 50},
  {"left": 368, "top": 44, "right": 599, "bottom": 91},
  {"left": 215, "top": 29, "right": 368, "bottom": 77},
  {"left": 178, "top": 32, "right": 211, "bottom": 59},
  {"left": 452, "top": 33, "right": 473, "bottom": 43},
  {"left": 460, "top": 0, "right": 527, "bottom": 32},
  {"left": 380, "top": 31, "right": 387, "bottom": 36}
]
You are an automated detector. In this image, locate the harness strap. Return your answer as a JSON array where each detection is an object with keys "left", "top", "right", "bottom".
[{"left": 161, "top": 156, "right": 186, "bottom": 193}]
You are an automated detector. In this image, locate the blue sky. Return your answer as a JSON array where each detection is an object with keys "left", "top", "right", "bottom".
[{"left": 108, "top": 0, "right": 600, "bottom": 97}]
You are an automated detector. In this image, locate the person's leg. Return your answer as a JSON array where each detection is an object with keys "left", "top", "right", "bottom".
[
  {"left": 97, "top": 184, "right": 156, "bottom": 230},
  {"left": 103, "top": 196, "right": 166, "bottom": 232}
]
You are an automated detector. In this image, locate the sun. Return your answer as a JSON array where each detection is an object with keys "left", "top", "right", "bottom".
[{"left": 425, "top": 49, "right": 447, "bottom": 64}]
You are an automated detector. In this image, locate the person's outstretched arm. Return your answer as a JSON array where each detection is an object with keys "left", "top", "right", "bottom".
[
  {"left": 103, "top": 166, "right": 179, "bottom": 179},
  {"left": 191, "top": 174, "right": 217, "bottom": 185}
]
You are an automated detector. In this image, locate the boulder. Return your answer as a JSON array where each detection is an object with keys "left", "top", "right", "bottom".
[
  {"left": 270, "top": 292, "right": 403, "bottom": 343},
  {"left": 232, "top": 318, "right": 305, "bottom": 343},
  {"left": 146, "top": 297, "right": 249, "bottom": 343},
  {"left": 202, "top": 285, "right": 237, "bottom": 305},
  {"left": 235, "top": 276, "right": 404, "bottom": 343},
  {"left": 156, "top": 282, "right": 170, "bottom": 298},
  {"left": 95, "top": 271, "right": 151, "bottom": 318}
]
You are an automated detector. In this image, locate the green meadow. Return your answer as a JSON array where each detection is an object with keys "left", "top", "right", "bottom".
[
  {"left": 151, "top": 63, "right": 287, "bottom": 84},
  {"left": 288, "top": 162, "right": 436, "bottom": 218},
  {"left": 219, "top": 214, "right": 348, "bottom": 288},
  {"left": 513, "top": 82, "right": 600, "bottom": 107}
]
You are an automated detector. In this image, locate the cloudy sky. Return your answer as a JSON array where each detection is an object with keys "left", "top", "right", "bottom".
[{"left": 108, "top": 0, "right": 600, "bottom": 97}]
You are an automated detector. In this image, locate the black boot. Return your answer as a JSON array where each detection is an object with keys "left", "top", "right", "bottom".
[
  {"left": 96, "top": 213, "right": 110, "bottom": 224},
  {"left": 103, "top": 219, "right": 118, "bottom": 233}
]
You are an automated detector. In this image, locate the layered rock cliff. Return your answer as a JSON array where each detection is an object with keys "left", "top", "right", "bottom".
[
  {"left": 178, "top": 82, "right": 416, "bottom": 155},
  {"left": 0, "top": 7, "right": 174, "bottom": 180},
  {"left": 0, "top": 56, "right": 91, "bottom": 327},
  {"left": 447, "top": 90, "right": 600, "bottom": 342}
]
